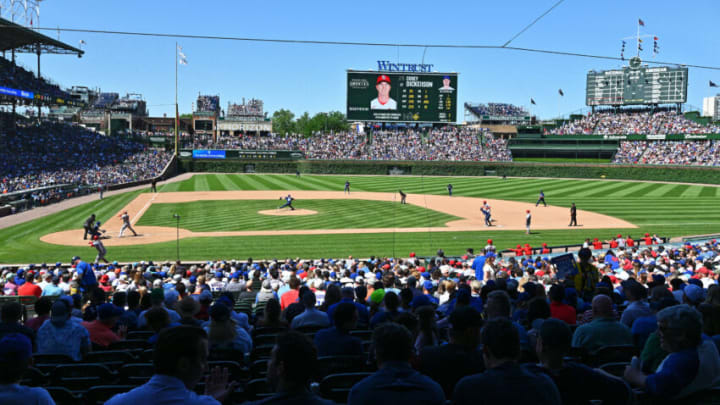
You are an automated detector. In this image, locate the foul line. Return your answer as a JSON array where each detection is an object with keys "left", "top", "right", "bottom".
[{"left": 131, "top": 193, "right": 159, "bottom": 225}]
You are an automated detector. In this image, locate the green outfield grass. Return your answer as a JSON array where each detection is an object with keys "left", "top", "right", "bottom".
[
  {"left": 1, "top": 173, "right": 719, "bottom": 263},
  {"left": 137, "top": 199, "right": 458, "bottom": 231}
]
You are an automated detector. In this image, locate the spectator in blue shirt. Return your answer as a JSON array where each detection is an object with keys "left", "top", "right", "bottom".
[
  {"left": 106, "top": 326, "right": 238, "bottom": 405},
  {"left": 348, "top": 323, "right": 445, "bottom": 405},
  {"left": 485, "top": 290, "right": 530, "bottom": 350},
  {"left": 0, "top": 333, "right": 54, "bottom": 405},
  {"left": 624, "top": 305, "right": 720, "bottom": 400},
  {"left": 314, "top": 302, "right": 363, "bottom": 357},
  {"left": 72, "top": 256, "right": 97, "bottom": 293},
  {"left": 41, "top": 276, "right": 63, "bottom": 297},
  {"left": 327, "top": 287, "right": 369, "bottom": 327}
]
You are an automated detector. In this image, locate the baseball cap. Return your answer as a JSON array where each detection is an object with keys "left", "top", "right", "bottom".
[
  {"left": 98, "top": 303, "right": 123, "bottom": 320},
  {"left": 487, "top": 239, "right": 493, "bottom": 244},
  {"left": 684, "top": 284, "right": 704, "bottom": 304},
  {"left": 376, "top": 74, "right": 391, "bottom": 84},
  {"left": 370, "top": 289, "right": 386, "bottom": 304},
  {"left": 72, "top": 256, "right": 80, "bottom": 262},
  {"left": 410, "top": 294, "right": 432, "bottom": 310},
  {"left": 0, "top": 333, "right": 33, "bottom": 362},
  {"left": 423, "top": 280, "right": 434, "bottom": 291},
  {"left": 209, "top": 303, "right": 231, "bottom": 322},
  {"left": 443, "top": 75, "right": 451, "bottom": 80},
  {"left": 50, "top": 300, "right": 69, "bottom": 324},
  {"left": 526, "top": 209, "right": 530, "bottom": 213}
]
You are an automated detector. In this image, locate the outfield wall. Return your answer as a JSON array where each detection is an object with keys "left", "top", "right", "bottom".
[{"left": 179, "top": 159, "right": 720, "bottom": 185}]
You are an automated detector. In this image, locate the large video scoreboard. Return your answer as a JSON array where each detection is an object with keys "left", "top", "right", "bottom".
[
  {"left": 586, "top": 57, "right": 688, "bottom": 106},
  {"left": 347, "top": 70, "right": 458, "bottom": 123}
]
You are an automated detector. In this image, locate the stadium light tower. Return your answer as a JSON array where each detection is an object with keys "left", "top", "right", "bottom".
[{"left": 0, "top": 0, "right": 42, "bottom": 29}]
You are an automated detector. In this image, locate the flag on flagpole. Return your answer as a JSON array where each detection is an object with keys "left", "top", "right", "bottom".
[
  {"left": 530, "top": 98, "right": 536, "bottom": 105},
  {"left": 79, "top": 40, "right": 86, "bottom": 45},
  {"left": 711, "top": 80, "right": 718, "bottom": 88},
  {"left": 558, "top": 89, "right": 564, "bottom": 96},
  {"left": 638, "top": 18, "right": 645, "bottom": 26},
  {"left": 178, "top": 45, "right": 188, "bottom": 65}
]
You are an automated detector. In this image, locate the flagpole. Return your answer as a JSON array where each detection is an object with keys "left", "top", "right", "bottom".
[
  {"left": 636, "top": 21, "right": 640, "bottom": 58},
  {"left": 175, "top": 41, "right": 178, "bottom": 156}
]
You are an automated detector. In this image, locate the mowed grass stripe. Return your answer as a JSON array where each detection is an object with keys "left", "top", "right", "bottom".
[
  {"left": 552, "top": 181, "right": 616, "bottom": 198},
  {"left": 215, "top": 174, "right": 240, "bottom": 191},
  {"left": 661, "top": 184, "right": 690, "bottom": 197},
  {"left": 274, "top": 175, "right": 323, "bottom": 191},
  {"left": 699, "top": 187, "right": 718, "bottom": 197},
  {"left": 624, "top": 183, "right": 662, "bottom": 198},
  {"left": 241, "top": 175, "right": 275, "bottom": 190},
  {"left": 583, "top": 182, "right": 638, "bottom": 198},
  {"left": 205, "top": 175, "right": 225, "bottom": 191},
  {"left": 257, "top": 174, "right": 301, "bottom": 191},
  {"left": 644, "top": 184, "right": 678, "bottom": 197},
  {"left": 678, "top": 185, "right": 705, "bottom": 198},
  {"left": 610, "top": 182, "right": 664, "bottom": 198}
]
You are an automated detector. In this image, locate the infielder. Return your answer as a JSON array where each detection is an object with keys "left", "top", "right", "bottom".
[
  {"left": 89, "top": 235, "right": 109, "bottom": 264},
  {"left": 398, "top": 190, "right": 407, "bottom": 204},
  {"left": 447, "top": 184, "right": 453, "bottom": 196},
  {"left": 118, "top": 210, "right": 138, "bottom": 237},
  {"left": 344, "top": 180, "right": 350, "bottom": 194},
  {"left": 525, "top": 209, "right": 532, "bottom": 234},
  {"left": 536, "top": 190, "right": 547, "bottom": 207},
  {"left": 279, "top": 194, "right": 295, "bottom": 210}
]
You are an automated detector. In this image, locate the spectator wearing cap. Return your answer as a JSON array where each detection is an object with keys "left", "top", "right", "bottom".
[
  {"left": 290, "top": 291, "right": 330, "bottom": 330},
  {"left": 280, "top": 277, "right": 301, "bottom": 310},
  {"left": 529, "top": 319, "right": 631, "bottom": 405},
  {"left": 0, "top": 333, "right": 54, "bottom": 404},
  {"left": 246, "top": 331, "right": 334, "bottom": 405},
  {"left": 370, "top": 291, "right": 401, "bottom": 329},
  {"left": 177, "top": 296, "right": 202, "bottom": 326},
  {"left": 255, "top": 279, "right": 278, "bottom": 309},
  {"left": 418, "top": 307, "right": 485, "bottom": 398},
  {"left": 453, "top": 318, "right": 561, "bottom": 405},
  {"left": 137, "top": 288, "right": 181, "bottom": 329},
  {"left": 106, "top": 326, "right": 238, "bottom": 405},
  {"left": 625, "top": 305, "right": 720, "bottom": 400},
  {"left": 17, "top": 273, "right": 41, "bottom": 298},
  {"left": 349, "top": 323, "right": 445, "bottom": 405},
  {"left": 327, "top": 287, "right": 369, "bottom": 327},
  {"left": 620, "top": 279, "right": 653, "bottom": 328},
  {"left": 572, "top": 295, "right": 632, "bottom": 353},
  {"left": 632, "top": 287, "right": 677, "bottom": 350},
  {"left": 549, "top": 285, "right": 576, "bottom": 325},
  {"left": 684, "top": 284, "right": 705, "bottom": 308},
  {"left": 0, "top": 302, "right": 35, "bottom": 350},
  {"left": 314, "top": 302, "right": 363, "bottom": 357},
  {"left": 3, "top": 273, "right": 18, "bottom": 296},
  {"left": 204, "top": 303, "right": 252, "bottom": 355},
  {"left": 37, "top": 300, "right": 90, "bottom": 361},
  {"left": 41, "top": 275, "right": 63, "bottom": 297},
  {"left": 82, "top": 303, "right": 126, "bottom": 348},
  {"left": 24, "top": 297, "right": 52, "bottom": 332}
]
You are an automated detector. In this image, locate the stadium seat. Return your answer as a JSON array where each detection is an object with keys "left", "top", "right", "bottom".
[
  {"left": 245, "top": 378, "right": 273, "bottom": 401},
  {"left": 589, "top": 344, "right": 638, "bottom": 367},
  {"left": 349, "top": 329, "right": 373, "bottom": 341},
  {"left": 318, "top": 372, "right": 373, "bottom": 403},
  {"left": 127, "top": 330, "right": 155, "bottom": 340},
  {"left": 315, "top": 355, "right": 368, "bottom": 379},
  {"left": 51, "top": 363, "right": 117, "bottom": 391},
  {"left": 598, "top": 362, "right": 631, "bottom": 378},
  {"left": 250, "top": 344, "right": 275, "bottom": 361},
  {"left": 295, "top": 325, "right": 325, "bottom": 334},
  {"left": 85, "top": 385, "right": 137, "bottom": 404},
  {"left": 235, "top": 297, "right": 254, "bottom": 317},
  {"left": 20, "top": 366, "right": 48, "bottom": 387},
  {"left": 32, "top": 353, "right": 75, "bottom": 373},
  {"left": 118, "top": 363, "right": 154, "bottom": 385},
  {"left": 84, "top": 350, "right": 137, "bottom": 369},
  {"left": 140, "top": 348, "right": 155, "bottom": 362},
  {"left": 253, "top": 326, "right": 287, "bottom": 337},
  {"left": 250, "top": 359, "right": 269, "bottom": 379},
  {"left": 108, "top": 339, "right": 150, "bottom": 351},
  {"left": 209, "top": 345, "right": 244, "bottom": 363},
  {"left": 46, "top": 386, "right": 82, "bottom": 405},
  {"left": 253, "top": 333, "right": 280, "bottom": 347}
]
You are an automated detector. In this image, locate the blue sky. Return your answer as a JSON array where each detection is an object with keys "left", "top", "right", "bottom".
[{"left": 10, "top": 0, "right": 720, "bottom": 120}]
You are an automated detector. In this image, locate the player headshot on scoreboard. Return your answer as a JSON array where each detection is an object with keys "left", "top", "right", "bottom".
[
  {"left": 371, "top": 74, "right": 397, "bottom": 110},
  {"left": 439, "top": 75, "right": 454, "bottom": 92}
]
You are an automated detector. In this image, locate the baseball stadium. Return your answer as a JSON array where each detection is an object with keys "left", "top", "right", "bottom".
[{"left": 1, "top": 2, "right": 720, "bottom": 404}]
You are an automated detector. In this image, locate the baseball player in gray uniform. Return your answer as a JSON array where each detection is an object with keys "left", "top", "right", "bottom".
[{"left": 118, "top": 211, "right": 138, "bottom": 237}]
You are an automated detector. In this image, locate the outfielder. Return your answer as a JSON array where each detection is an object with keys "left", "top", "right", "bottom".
[
  {"left": 118, "top": 211, "right": 138, "bottom": 237},
  {"left": 525, "top": 209, "right": 532, "bottom": 234},
  {"left": 536, "top": 190, "right": 547, "bottom": 207}
]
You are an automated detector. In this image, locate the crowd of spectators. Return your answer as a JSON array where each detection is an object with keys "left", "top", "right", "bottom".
[
  {"left": 466, "top": 103, "right": 528, "bottom": 117},
  {"left": 2, "top": 236, "right": 720, "bottom": 403},
  {"left": 551, "top": 110, "right": 720, "bottom": 135},
  {"left": 182, "top": 128, "right": 513, "bottom": 162},
  {"left": 0, "top": 57, "right": 71, "bottom": 100},
  {"left": 0, "top": 121, "right": 172, "bottom": 194},
  {"left": 614, "top": 140, "right": 720, "bottom": 166}
]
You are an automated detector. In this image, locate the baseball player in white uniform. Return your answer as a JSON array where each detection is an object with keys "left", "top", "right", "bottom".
[
  {"left": 118, "top": 211, "right": 138, "bottom": 237},
  {"left": 90, "top": 235, "right": 109, "bottom": 264}
]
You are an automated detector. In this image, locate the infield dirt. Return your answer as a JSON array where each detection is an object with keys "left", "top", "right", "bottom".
[{"left": 41, "top": 190, "right": 635, "bottom": 247}]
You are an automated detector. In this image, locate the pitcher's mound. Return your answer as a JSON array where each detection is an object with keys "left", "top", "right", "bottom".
[{"left": 258, "top": 209, "right": 317, "bottom": 216}]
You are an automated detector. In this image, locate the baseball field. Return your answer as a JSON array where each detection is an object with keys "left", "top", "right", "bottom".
[{"left": 1, "top": 173, "right": 719, "bottom": 263}]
